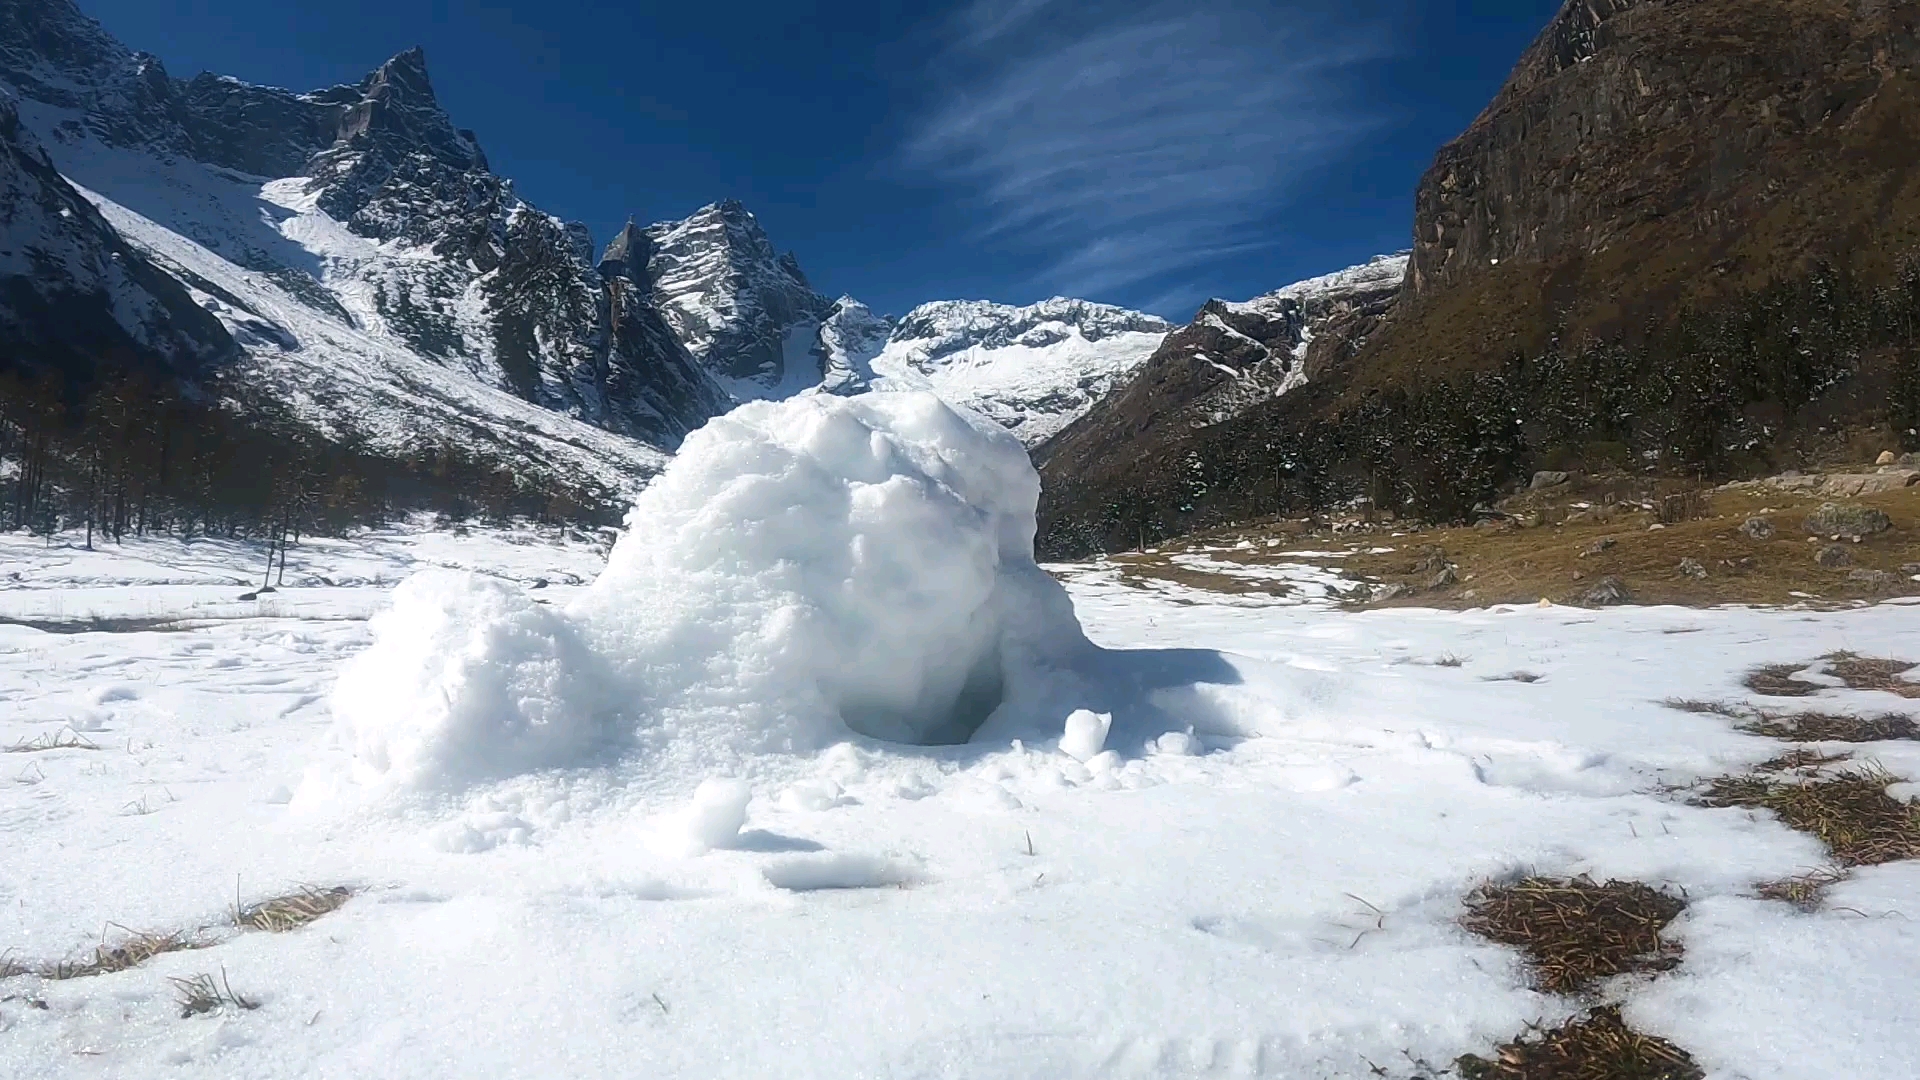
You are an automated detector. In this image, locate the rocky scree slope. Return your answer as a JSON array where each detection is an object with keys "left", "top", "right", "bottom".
[
  {"left": 1037, "top": 0, "right": 1920, "bottom": 557},
  {"left": 0, "top": 0, "right": 726, "bottom": 508}
]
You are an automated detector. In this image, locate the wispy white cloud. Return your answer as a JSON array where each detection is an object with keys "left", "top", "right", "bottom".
[{"left": 904, "top": 0, "right": 1398, "bottom": 311}]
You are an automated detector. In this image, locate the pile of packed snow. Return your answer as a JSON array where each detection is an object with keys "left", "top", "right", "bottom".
[{"left": 330, "top": 391, "right": 1096, "bottom": 791}]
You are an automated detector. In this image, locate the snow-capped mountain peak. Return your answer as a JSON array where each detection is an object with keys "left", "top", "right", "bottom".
[
  {"left": 640, "top": 199, "right": 835, "bottom": 397},
  {"left": 863, "top": 296, "right": 1173, "bottom": 446}
]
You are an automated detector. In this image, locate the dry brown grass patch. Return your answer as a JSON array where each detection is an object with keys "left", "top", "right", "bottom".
[
  {"left": 1695, "top": 765, "right": 1920, "bottom": 866},
  {"left": 1753, "top": 748, "right": 1852, "bottom": 773},
  {"left": 237, "top": 886, "right": 354, "bottom": 933},
  {"left": 42, "top": 927, "right": 208, "bottom": 980},
  {"left": 1827, "top": 653, "right": 1920, "bottom": 698},
  {"left": 1659, "top": 699, "right": 1746, "bottom": 718},
  {"left": 1739, "top": 710, "right": 1919, "bottom": 742},
  {"left": 1755, "top": 866, "right": 1851, "bottom": 912},
  {"left": 1743, "top": 663, "right": 1822, "bottom": 697},
  {"left": 1460, "top": 877, "right": 1686, "bottom": 994},
  {"left": 1454, "top": 1006, "right": 1704, "bottom": 1080}
]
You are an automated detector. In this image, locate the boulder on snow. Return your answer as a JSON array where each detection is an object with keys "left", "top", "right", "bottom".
[{"left": 1803, "top": 502, "right": 1891, "bottom": 540}]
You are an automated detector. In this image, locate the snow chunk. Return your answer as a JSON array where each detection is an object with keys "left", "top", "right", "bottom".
[
  {"left": 1059, "top": 709, "right": 1112, "bottom": 762},
  {"left": 651, "top": 777, "right": 753, "bottom": 856},
  {"left": 330, "top": 570, "right": 617, "bottom": 790}
]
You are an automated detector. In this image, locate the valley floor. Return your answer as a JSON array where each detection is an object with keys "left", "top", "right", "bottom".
[{"left": 2, "top": 525, "right": 1918, "bottom": 1078}]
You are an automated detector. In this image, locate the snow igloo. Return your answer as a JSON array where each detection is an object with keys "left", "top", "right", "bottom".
[{"left": 333, "top": 391, "right": 1094, "bottom": 788}]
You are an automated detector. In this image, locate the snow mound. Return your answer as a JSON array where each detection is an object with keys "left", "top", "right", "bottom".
[
  {"left": 331, "top": 571, "right": 617, "bottom": 790},
  {"left": 331, "top": 391, "right": 1096, "bottom": 791},
  {"left": 575, "top": 390, "right": 1093, "bottom": 751}
]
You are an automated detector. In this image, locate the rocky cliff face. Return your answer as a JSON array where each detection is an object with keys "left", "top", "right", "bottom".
[
  {"left": 639, "top": 200, "right": 836, "bottom": 397},
  {"left": 0, "top": 91, "right": 232, "bottom": 374},
  {"left": 1391, "top": 0, "right": 1920, "bottom": 370}
]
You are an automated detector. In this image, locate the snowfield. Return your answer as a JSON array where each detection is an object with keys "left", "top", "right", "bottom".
[{"left": 3, "top": 394, "right": 1920, "bottom": 1078}]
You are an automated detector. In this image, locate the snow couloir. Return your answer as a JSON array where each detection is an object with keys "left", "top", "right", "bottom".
[{"left": 332, "top": 391, "right": 1098, "bottom": 790}]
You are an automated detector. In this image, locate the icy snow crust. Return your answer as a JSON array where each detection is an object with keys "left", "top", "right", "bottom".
[{"left": 4, "top": 487, "right": 1920, "bottom": 1076}]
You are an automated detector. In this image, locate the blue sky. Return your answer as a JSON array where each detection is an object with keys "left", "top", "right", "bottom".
[{"left": 83, "top": 0, "right": 1562, "bottom": 320}]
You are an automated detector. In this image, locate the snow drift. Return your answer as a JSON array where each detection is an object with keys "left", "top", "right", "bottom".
[{"left": 332, "top": 391, "right": 1095, "bottom": 790}]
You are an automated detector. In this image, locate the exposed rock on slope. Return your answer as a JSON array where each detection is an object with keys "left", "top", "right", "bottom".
[{"left": 0, "top": 92, "right": 232, "bottom": 374}]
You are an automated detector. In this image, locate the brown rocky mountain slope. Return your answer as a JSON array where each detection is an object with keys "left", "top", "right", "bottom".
[{"left": 1037, "top": 0, "right": 1920, "bottom": 558}]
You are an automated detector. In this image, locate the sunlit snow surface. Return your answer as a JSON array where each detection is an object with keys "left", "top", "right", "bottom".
[{"left": 4, "top": 407, "right": 1920, "bottom": 1076}]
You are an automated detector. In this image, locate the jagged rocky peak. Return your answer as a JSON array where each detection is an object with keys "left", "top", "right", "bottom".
[
  {"left": 641, "top": 199, "right": 835, "bottom": 392},
  {"left": 320, "top": 47, "right": 484, "bottom": 175},
  {"left": 0, "top": 91, "right": 232, "bottom": 373},
  {"left": 597, "top": 218, "right": 649, "bottom": 281},
  {"left": 890, "top": 297, "right": 1173, "bottom": 365}
]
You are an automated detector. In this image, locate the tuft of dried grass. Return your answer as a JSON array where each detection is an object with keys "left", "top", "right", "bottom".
[
  {"left": 236, "top": 887, "right": 354, "bottom": 933},
  {"left": 1455, "top": 1006, "right": 1704, "bottom": 1080},
  {"left": 1739, "top": 710, "right": 1919, "bottom": 743},
  {"left": 1460, "top": 877, "right": 1686, "bottom": 994},
  {"left": 1755, "top": 866, "right": 1851, "bottom": 912},
  {"left": 1654, "top": 490, "right": 1712, "bottom": 526},
  {"left": 5, "top": 731, "right": 99, "bottom": 753},
  {"left": 1826, "top": 653, "right": 1920, "bottom": 698},
  {"left": 43, "top": 927, "right": 206, "bottom": 980},
  {"left": 1744, "top": 663, "right": 1822, "bottom": 697},
  {"left": 1435, "top": 653, "right": 1469, "bottom": 668},
  {"left": 170, "top": 967, "right": 257, "bottom": 1018},
  {"left": 1695, "top": 765, "right": 1920, "bottom": 866},
  {"left": 1753, "top": 748, "right": 1851, "bottom": 773},
  {"left": 1660, "top": 699, "right": 1747, "bottom": 718}
]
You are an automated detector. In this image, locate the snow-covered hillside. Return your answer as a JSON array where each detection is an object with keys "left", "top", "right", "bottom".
[
  {"left": 2, "top": 391, "right": 1916, "bottom": 1078},
  {"left": 855, "top": 298, "right": 1172, "bottom": 446},
  {"left": 0, "top": 0, "right": 720, "bottom": 506}
]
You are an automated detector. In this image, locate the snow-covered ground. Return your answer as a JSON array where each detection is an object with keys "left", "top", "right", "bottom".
[{"left": 4, "top": 396, "right": 1919, "bottom": 1078}]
